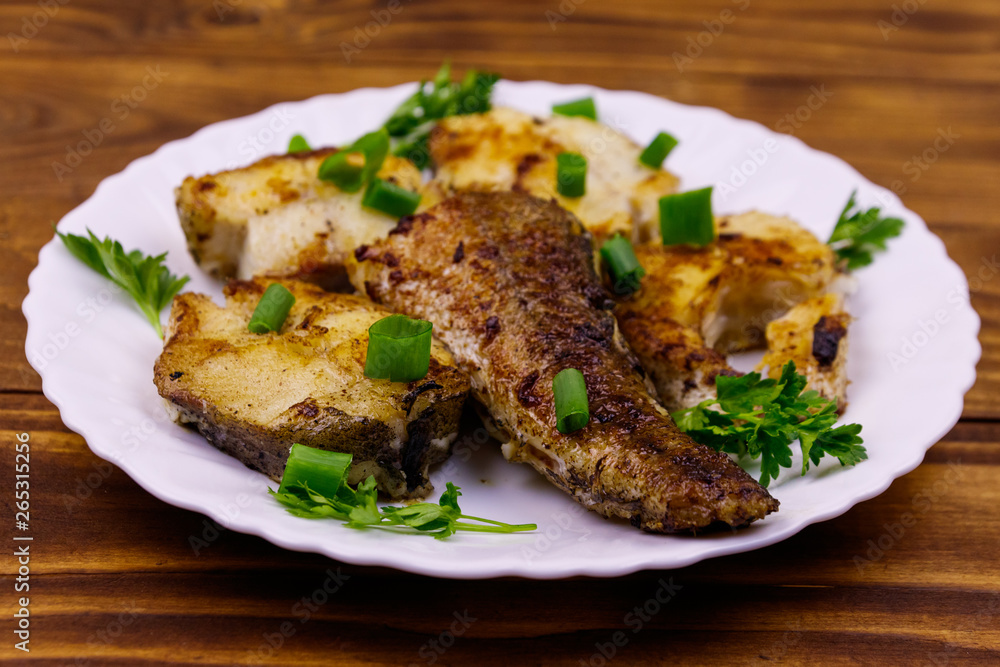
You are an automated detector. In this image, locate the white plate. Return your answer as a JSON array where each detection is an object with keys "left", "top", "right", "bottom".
[{"left": 24, "top": 81, "right": 980, "bottom": 579}]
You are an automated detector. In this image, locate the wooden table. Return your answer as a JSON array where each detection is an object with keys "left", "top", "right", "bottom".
[{"left": 2, "top": 1, "right": 998, "bottom": 664}]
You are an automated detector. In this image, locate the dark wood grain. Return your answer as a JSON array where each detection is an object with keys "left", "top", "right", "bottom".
[{"left": 1, "top": 0, "right": 998, "bottom": 664}]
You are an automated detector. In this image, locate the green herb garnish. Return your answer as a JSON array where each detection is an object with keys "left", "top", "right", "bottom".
[
  {"left": 288, "top": 134, "right": 312, "bottom": 153},
  {"left": 364, "top": 314, "right": 433, "bottom": 382},
  {"left": 671, "top": 361, "right": 867, "bottom": 487},
  {"left": 827, "top": 191, "right": 905, "bottom": 271},
  {"left": 271, "top": 444, "right": 536, "bottom": 539},
  {"left": 362, "top": 178, "right": 422, "bottom": 218},
  {"left": 318, "top": 128, "right": 390, "bottom": 193},
  {"left": 600, "top": 234, "right": 645, "bottom": 294},
  {"left": 383, "top": 61, "right": 500, "bottom": 170},
  {"left": 553, "top": 368, "right": 589, "bottom": 434},
  {"left": 659, "top": 187, "right": 716, "bottom": 247},
  {"left": 556, "top": 152, "right": 588, "bottom": 198},
  {"left": 552, "top": 97, "right": 597, "bottom": 120},
  {"left": 639, "top": 131, "right": 678, "bottom": 169},
  {"left": 248, "top": 283, "right": 295, "bottom": 334},
  {"left": 56, "top": 229, "right": 189, "bottom": 338}
]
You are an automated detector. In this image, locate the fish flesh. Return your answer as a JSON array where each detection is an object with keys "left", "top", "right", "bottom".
[
  {"left": 428, "top": 107, "right": 679, "bottom": 243},
  {"left": 176, "top": 149, "right": 423, "bottom": 290},
  {"left": 614, "top": 211, "right": 843, "bottom": 411}
]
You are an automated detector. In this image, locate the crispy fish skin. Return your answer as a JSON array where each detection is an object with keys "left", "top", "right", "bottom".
[
  {"left": 347, "top": 191, "right": 778, "bottom": 532},
  {"left": 153, "top": 277, "right": 470, "bottom": 499},
  {"left": 175, "top": 149, "right": 423, "bottom": 289}
]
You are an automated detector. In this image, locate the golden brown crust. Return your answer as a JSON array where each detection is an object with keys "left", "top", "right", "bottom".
[
  {"left": 346, "top": 191, "right": 778, "bottom": 533},
  {"left": 712, "top": 212, "right": 838, "bottom": 351},
  {"left": 615, "top": 307, "right": 739, "bottom": 412},
  {"left": 618, "top": 213, "right": 838, "bottom": 357},
  {"left": 612, "top": 211, "right": 840, "bottom": 413},
  {"left": 427, "top": 107, "right": 679, "bottom": 244}
]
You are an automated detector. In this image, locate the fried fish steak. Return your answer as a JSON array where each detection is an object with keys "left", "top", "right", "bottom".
[
  {"left": 428, "top": 107, "right": 679, "bottom": 243},
  {"left": 153, "top": 277, "right": 470, "bottom": 499},
  {"left": 613, "top": 211, "right": 840, "bottom": 410},
  {"left": 758, "top": 293, "right": 852, "bottom": 411},
  {"left": 347, "top": 191, "right": 777, "bottom": 533},
  {"left": 617, "top": 212, "right": 837, "bottom": 352},
  {"left": 175, "top": 149, "right": 423, "bottom": 289}
]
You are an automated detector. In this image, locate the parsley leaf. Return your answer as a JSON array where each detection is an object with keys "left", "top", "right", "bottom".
[
  {"left": 672, "top": 361, "right": 868, "bottom": 487},
  {"left": 827, "top": 190, "right": 905, "bottom": 270},
  {"left": 383, "top": 61, "right": 500, "bottom": 169},
  {"left": 270, "top": 450, "right": 535, "bottom": 539},
  {"left": 57, "top": 228, "right": 189, "bottom": 338}
]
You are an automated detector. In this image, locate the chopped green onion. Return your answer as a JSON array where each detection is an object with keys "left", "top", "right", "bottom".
[
  {"left": 318, "top": 152, "right": 364, "bottom": 191},
  {"left": 600, "top": 235, "right": 646, "bottom": 294},
  {"left": 248, "top": 283, "right": 295, "bottom": 334},
  {"left": 318, "top": 128, "right": 390, "bottom": 192},
  {"left": 278, "top": 443, "right": 351, "bottom": 500},
  {"left": 553, "top": 368, "right": 589, "bottom": 434},
  {"left": 552, "top": 97, "right": 597, "bottom": 120},
  {"left": 659, "top": 187, "right": 716, "bottom": 247},
  {"left": 556, "top": 152, "right": 588, "bottom": 198},
  {"left": 288, "top": 134, "right": 312, "bottom": 153},
  {"left": 639, "top": 132, "right": 678, "bottom": 169},
  {"left": 362, "top": 178, "right": 422, "bottom": 218},
  {"left": 364, "top": 314, "right": 433, "bottom": 382}
]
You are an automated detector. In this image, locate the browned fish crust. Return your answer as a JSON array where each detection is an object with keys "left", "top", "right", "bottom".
[
  {"left": 347, "top": 191, "right": 778, "bottom": 533},
  {"left": 615, "top": 308, "right": 740, "bottom": 412}
]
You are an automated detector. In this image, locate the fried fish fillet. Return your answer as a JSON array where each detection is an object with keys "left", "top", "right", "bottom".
[
  {"left": 347, "top": 191, "right": 777, "bottom": 533},
  {"left": 621, "top": 293, "right": 852, "bottom": 414},
  {"left": 153, "top": 277, "right": 470, "bottom": 499},
  {"left": 428, "top": 107, "right": 679, "bottom": 243},
  {"left": 614, "top": 211, "right": 843, "bottom": 411},
  {"left": 175, "top": 149, "right": 423, "bottom": 289},
  {"left": 758, "top": 293, "right": 852, "bottom": 411}
]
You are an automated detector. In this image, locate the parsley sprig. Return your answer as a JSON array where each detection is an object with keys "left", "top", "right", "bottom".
[
  {"left": 827, "top": 191, "right": 905, "bottom": 271},
  {"left": 671, "top": 362, "right": 867, "bottom": 487},
  {"left": 57, "top": 229, "right": 189, "bottom": 338},
  {"left": 383, "top": 61, "right": 500, "bottom": 169},
  {"left": 270, "top": 449, "right": 536, "bottom": 539}
]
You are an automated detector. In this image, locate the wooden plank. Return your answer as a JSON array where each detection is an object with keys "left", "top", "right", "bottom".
[
  {"left": 1, "top": 0, "right": 998, "bottom": 85},
  {"left": 6, "top": 589, "right": 999, "bottom": 665},
  {"left": 2, "top": 62, "right": 997, "bottom": 204}
]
